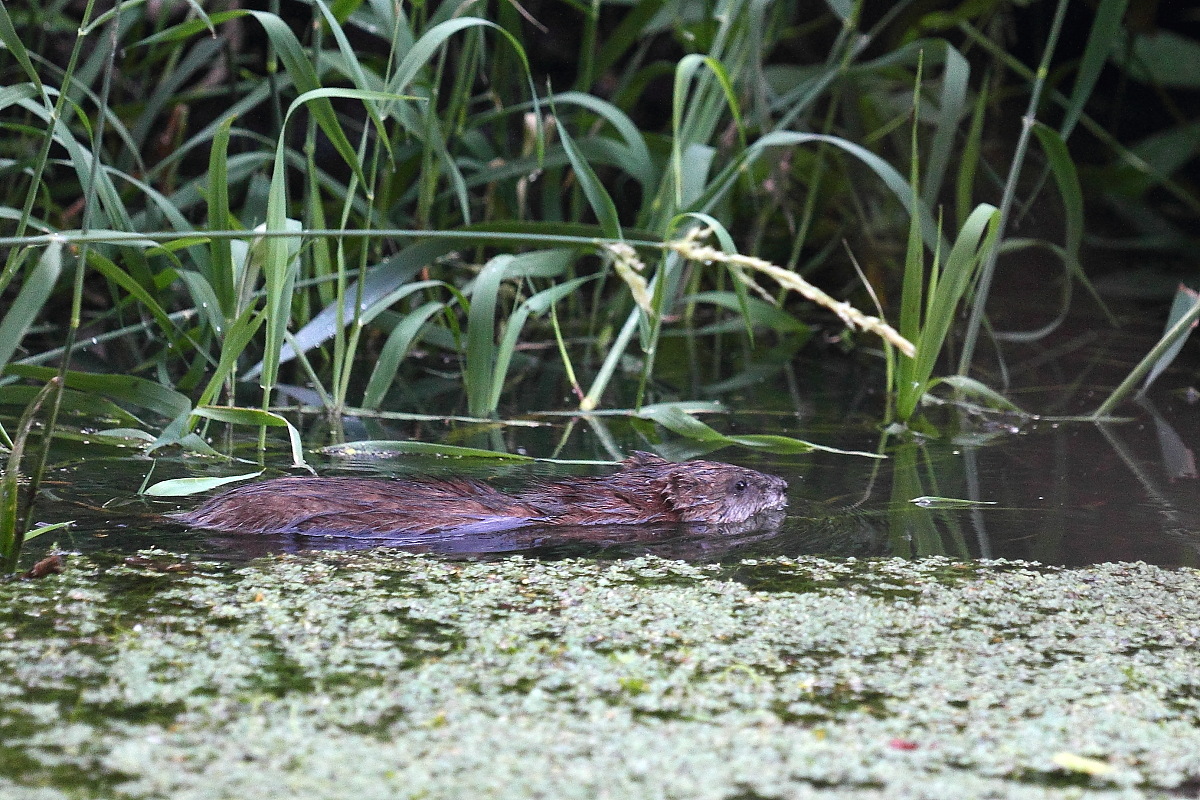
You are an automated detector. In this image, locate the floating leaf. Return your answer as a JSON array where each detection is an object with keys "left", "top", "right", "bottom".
[
  {"left": 910, "top": 496, "right": 997, "bottom": 509},
  {"left": 145, "top": 472, "right": 263, "bottom": 497},
  {"left": 23, "top": 520, "right": 74, "bottom": 541},
  {"left": 322, "top": 441, "right": 533, "bottom": 460},
  {"left": 636, "top": 405, "right": 881, "bottom": 457},
  {"left": 92, "top": 428, "right": 156, "bottom": 445},
  {"left": 1052, "top": 752, "right": 1112, "bottom": 776}
]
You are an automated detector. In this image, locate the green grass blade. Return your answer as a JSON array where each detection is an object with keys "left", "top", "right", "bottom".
[
  {"left": 23, "top": 520, "right": 74, "bottom": 542},
  {"left": 464, "top": 255, "right": 514, "bottom": 418},
  {"left": 489, "top": 275, "right": 596, "bottom": 414},
  {"left": 988, "top": 239, "right": 1071, "bottom": 343},
  {"left": 5, "top": 365, "right": 192, "bottom": 419},
  {"left": 695, "top": 130, "right": 945, "bottom": 253},
  {"left": 361, "top": 301, "right": 447, "bottom": 410},
  {"left": 895, "top": 167, "right": 927, "bottom": 419},
  {"left": 245, "top": 10, "right": 368, "bottom": 185},
  {"left": 355, "top": 280, "right": 447, "bottom": 327},
  {"left": 0, "top": 386, "right": 142, "bottom": 426},
  {"left": 1093, "top": 286, "right": 1200, "bottom": 417},
  {"left": 727, "top": 434, "right": 883, "bottom": 458},
  {"left": 0, "top": 243, "right": 61, "bottom": 372},
  {"left": 899, "top": 205, "right": 1001, "bottom": 421},
  {"left": 191, "top": 406, "right": 308, "bottom": 468},
  {"left": 925, "top": 203, "right": 998, "bottom": 378},
  {"left": 388, "top": 18, "right": 532, "bottom": 103},
  {"left": 1141, "top": 285, "right": 1200, "bottom": 395},
  {"left": 1030, "top": 124, "right": 1116, "bottom": 326},
  {"left": 554, "top": 116, "right": 622, "bottom": 239},
  {"left": 0, "top": 83, "right": 39, "bottom": 114},
  {"left": 255, "top": 239, "right": 458, "bottom": 379},
  {"left": 1061, "top": 0, "right": 1128, "bottom": 137},
  {"left": 0, "top": 2, "right": 44, "bottom": 95},
  {"left": 147, "top": 413, "right": 222, "bottom": 458},
  {"left": 464, "top": 250, "right": 575, "bottom": 417},
  {"left": 133, "top": 10, "right": 248, "bottom": 47},
  {"left": 932, "top": 375, "right": 1026, "bottom": 413},
  {"left": 551, "top": 92, "right": 656, "bottom": 187},
  {"left": 921, "top": 43, "right": 969, "bottom": 210},
  {"left": 1031, "top": 125, "right": 1083, "bottom": 263},
  {"left": 85, "top": 251, "right": 183, "bottom": 346},
  {"left": 635, "top": 404, "right": 872, "bottom": 456},
  {"left": 0, "top": 379, "right": 57, "bottom": 572},
  {"left": 15, "top": 97, "right": 133, "bottom": 233},
  {"left": 311, "top": 0, "right": 389, "bottom": 139},
  {"left": 196, "top": 307, "right": 266, "bottom": 408},
  {"left": 671, "top": 54, "right": 744, "bottom": 208},
  {"left": 207, "top": 116, "right": 236, "bottom": 317},
  {"left": 956, "top": 80, "right": 988, "bottom": 229},
  {"left": 258, "top": 148, "right": 301, "bottom": 402}
]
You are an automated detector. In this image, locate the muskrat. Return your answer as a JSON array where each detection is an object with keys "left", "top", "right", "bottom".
[{"left": 169, "top": 451, "right": 788, "bottom": 536}]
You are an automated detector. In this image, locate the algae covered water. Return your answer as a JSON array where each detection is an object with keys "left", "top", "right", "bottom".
[{"left": 3, "top": 550, "right": 1199, "bottom": 798}]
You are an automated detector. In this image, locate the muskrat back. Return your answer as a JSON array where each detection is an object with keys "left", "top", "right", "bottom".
[{"left": 170, "top": 451, "right": 788, "bottom": 536}]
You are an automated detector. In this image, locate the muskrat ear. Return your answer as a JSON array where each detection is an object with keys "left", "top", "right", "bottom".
[{"left": 624, "top": 450, "right": 670, "bottom": 467}]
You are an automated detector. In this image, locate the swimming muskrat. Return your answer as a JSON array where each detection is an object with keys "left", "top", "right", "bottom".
[{"left": 170, "top": 451, "right": 788, "bottom": 536}]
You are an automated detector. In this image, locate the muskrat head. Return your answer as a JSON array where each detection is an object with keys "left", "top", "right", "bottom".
[{"left": 624, "top": 453, "right": 788, "bottom": 524}]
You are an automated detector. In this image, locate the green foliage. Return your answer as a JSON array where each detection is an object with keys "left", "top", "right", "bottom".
[
  {"left": 894, "top": 203, "right": 1001, "bottom": 422},
  {"left": 0, "top": 378, "right": 57, "bottom": 573},
  {"left": 0, "top": 0, "right": 1195, "bottom": 472}
]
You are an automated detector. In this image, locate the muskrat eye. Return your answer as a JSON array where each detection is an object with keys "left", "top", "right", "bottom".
[{"left": 734, "top": 480, "right": 747, "bottom": 492}]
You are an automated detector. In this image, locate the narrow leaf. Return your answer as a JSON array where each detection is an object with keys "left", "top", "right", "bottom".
[
  {"left": 322, "top": 441, "right": 533, "bottom": 460},
  {"left": 0, "top": 242, "right": 62, "bottom": 371},
  {"left": 144, "top": 472, "right": 263, "bottom": 497}
]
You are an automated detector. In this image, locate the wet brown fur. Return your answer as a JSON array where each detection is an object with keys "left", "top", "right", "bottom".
[{"left": 170, "top": 452, "right": 788, "bottom": 536}]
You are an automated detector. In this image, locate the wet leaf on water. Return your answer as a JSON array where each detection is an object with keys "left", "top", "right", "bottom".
[
  {"left": 322, "top": 441, "right": 533, "bottom": 460},
  {"left": 1051, "top": 752, "right": 1112, "bottom": 776},
  {"left": 143, "top": 472, "right": 263, "bottom": 497},
  {"left": 910, "top": 496, "right": 996, "bottom": 509},
  {"left": 23, "top": 520, "right": 74, "bottom": 541}
]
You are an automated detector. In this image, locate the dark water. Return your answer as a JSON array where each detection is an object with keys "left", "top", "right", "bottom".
[
  {"left": 9, "top": 294, "right": 1200, "bottom": 568},
  {"left": 26, "top": 420, "right": 1197, "bottom": 568},
  {"left": 14, "top": 360, "right": 1200, "bottom": 570}
]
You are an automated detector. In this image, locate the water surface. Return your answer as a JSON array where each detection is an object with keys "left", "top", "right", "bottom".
[{"left": 18, "top": 352, "right": 1200, "bottom": 569}]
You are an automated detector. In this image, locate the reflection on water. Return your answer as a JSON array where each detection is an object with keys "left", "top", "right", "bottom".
[
  {"left": 19, "top": 401, "right": 1200, "bottom": 569},
  {"left": 10, "top": 317, "right": 1200, "bottom": 568},
  {"left": 195, "top": 508, "right": 792, "bottom": 560}
]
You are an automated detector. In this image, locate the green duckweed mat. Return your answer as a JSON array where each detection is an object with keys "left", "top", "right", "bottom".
[{"left": 2, "top": 550, "right": 1198, "bottom": 799}]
